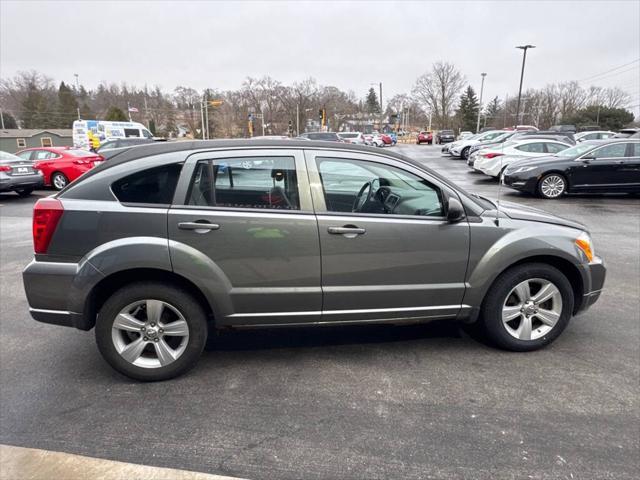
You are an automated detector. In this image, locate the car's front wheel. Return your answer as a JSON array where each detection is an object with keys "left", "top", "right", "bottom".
[
  {"left": 15, "top": 188, "right": 34, "bottom": 197},
  {"left": 538, "top": 173, "right": 567, "bottom": 199},
  {"left": 480, "top": 263, "right": 574, "bottom": 351},
  {"left": 95, "top": 282, "right": 208, "bottom": 381},
  {"left": 461, "top": 146, "right": 470, "bottom": 159}
]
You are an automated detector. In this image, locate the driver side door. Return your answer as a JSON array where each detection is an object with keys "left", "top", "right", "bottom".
[{"left": 305, "top": 150, "right": 470, "bottom": 323}]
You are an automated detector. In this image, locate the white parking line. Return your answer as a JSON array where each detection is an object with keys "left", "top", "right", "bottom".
[{"left": 0, "top": 445, "right": 247, "bottom": 480}]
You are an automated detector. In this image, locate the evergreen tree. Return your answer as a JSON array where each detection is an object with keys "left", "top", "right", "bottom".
[
  {"left": 105, "top": 106, "right": 127, "bottom": 121},
  {"left": 456, "top": 86, "right": 480, "bottom": 132},
  {"left": 366, "top": 88, "right": 380, "bottom": 114},
  {"left": 564, "top": 106, "right": 634, "bottom": 131},
  {"left": 0, "top": 111, "right": 18, "bottom": 129},
  {"left": 485, "top": 96, "right": 501, "bottom": 120},
  {"left": 56, "top": 81, "right": 79, "bottom": 128}
]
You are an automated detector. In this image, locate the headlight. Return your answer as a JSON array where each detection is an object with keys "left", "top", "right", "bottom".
[
  {"left": 575, "top": 231, "right": 594, "bottom": 262},
  {"left": 511, "top": 165, "right": 538, "bottom": 174}
]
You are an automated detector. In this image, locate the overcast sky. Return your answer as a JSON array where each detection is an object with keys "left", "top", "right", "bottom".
[{"left": 1, "top": 0, "right": 639, "bottom": 116}]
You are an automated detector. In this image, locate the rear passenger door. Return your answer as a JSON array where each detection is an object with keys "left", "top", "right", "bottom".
[{"left": 168, "top": 149, "right": 321, "bottom": 326}]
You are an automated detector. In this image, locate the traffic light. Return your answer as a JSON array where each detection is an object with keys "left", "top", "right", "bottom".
[
  {"left": 318, "top": 109, "right": 323, "bottom": 121},
  {"left": 288, "top": 120, "right": 293, "bottom": 136}
]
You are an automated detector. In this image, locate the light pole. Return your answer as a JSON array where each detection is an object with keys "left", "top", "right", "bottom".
[
  {"left": 515, "top": 45, "right": 535, "bottom": 126},
  {"left": 74, "top": 73, "right": 81, "bottom": 120},
  {"left": 476, "top": 73, "right": 487, "bottom": 133}
]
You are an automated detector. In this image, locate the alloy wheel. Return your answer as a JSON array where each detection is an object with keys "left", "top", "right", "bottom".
[
  {"left": 111, "top": 299, "right": 190, "bottom": 368},
  {"left": 502, "top": 278, "right": 563, "bottom": 341},
  {"left": 540, "top": 175, "right": 565, "bottom": 198},
  {"left": 52, "top": 173, "right": 68, "bottom": 190}
]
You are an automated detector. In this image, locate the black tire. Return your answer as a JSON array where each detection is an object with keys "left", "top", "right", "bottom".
[
  {"left": 479, "top": 263, "right": 574, "bottom": 352},
  {"left": 51, "top": 172, "right": 69, "bottom": 191},
  {"left": 461, "top": 146, "right": 470, "bottom": 160},
  {"left": 15, "top": 188, "right": 34, "bottom": 197},
  {"left": 95, "top": 282, "right": 208, "bottom": 381},
  {"left": 537, "top": 173, "right": 567, "bottom": 199}
]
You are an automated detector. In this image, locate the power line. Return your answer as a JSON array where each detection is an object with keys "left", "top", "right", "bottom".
[{"left": 577, "top": 58, "right": 640, "bottom": 83}]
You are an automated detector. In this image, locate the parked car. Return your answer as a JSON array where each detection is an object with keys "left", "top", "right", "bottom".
[
  {"left": 363, "top": 133, "right": 385, "bottom": 147},
  {"left": 467, "top": 131, "right": 520, "bottom": 167},
  {"left": 96, "top": 137, "right": 157, "bottom": 152},
  {"left": 613, "top": 128, "right": 640, "bottom": 138},
  {"left": 514, "top": 131, "right": 576, "bottom": 145},
  {"left": 16, "top": 147, "right": 103, "bottom": 190},
  {"left": 549, "top": 125, "right": 577, "bottom": 133},
  {"left": 458, "top": 131, "right": 474, "bottom": 140},
  {"left": 435, "top": 130, "right": 455, "bottom": 144},
  {"left": 23, "top": 139, "right": 606, "bottom": 380},
  {"left": 473, "top": 139, "right": 572, "bottom": 178},
  {"left": 416, "top": 131, "right": 433, "bottom": 145},
  {"left": 337, "top": 132, "right": 365, "bottom": 145},
  {"left": 575, "top": 131, "right": 616, "bottom": 142},
  {"left": 0, "top": 150, "right": 44, "bottom": 196},
  {"left": 381, "top": 134, "right": 394, "bottom": 145},
  {"left": 449, "top": 130, "right": 507, "bottom": 159},
  {"left": 502, "top": 139, "right": 640, "bottom": 198},
  {"left": 298, "top": 132, "right": 342, "bottom": 142}
]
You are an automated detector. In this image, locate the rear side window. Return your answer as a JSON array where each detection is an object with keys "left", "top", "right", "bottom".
[
  {"left": 186, "top": 157, "right": 299, "bottom": 210},
  {"left": 112, "top": 163, "right": 182, "bottom": 205}
]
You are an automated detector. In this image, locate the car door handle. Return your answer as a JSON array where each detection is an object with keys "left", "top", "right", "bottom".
[
  {"left": 614, "top": 160, "right": 625, "bottom": 164},
  {"left": 327, "top": 226, "right": 366, "bottom": 235},
  {"left": 178, "top": 221, "right": 220, "bottom": 232}
]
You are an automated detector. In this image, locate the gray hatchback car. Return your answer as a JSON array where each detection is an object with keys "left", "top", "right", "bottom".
[{"left": 23, "top": 140, "right": 606, "bottom": 381}]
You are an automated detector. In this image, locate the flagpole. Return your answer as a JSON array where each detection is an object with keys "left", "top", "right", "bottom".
[{"left": 127, "top": 102, "right": 132, "bottom": 122}]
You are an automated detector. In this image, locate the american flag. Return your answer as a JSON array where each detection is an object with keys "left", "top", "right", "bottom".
[{"left": 128, "top": 106, "right": 139, "bottom": 113}]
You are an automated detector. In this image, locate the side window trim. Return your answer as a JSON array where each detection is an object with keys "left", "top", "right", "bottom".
[
  {"left": 303, "top": 149, "right": 453, "bottom": 220},
  {"left": 172, "top": 148, "right": 313, "bottom": 212}
]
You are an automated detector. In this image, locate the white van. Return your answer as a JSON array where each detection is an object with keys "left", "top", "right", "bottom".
[{"left": 73, "top": 120, "right": 153, "bottom": 149}]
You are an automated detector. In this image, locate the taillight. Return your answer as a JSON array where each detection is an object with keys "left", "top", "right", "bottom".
[
  {"left": 32, "top": 198, "right": 64, "bottom": 254},
  {"left": 73, "top": 159, "right": 91, "bottom": 164},
  {"left": 0, "top": 165, "right": 11, "bottom": 172},
  {"left": 484, "top": 152, "right": 504, "bottom": 159}
]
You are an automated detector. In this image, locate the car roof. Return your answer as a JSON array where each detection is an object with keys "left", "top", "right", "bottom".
[{"left": 73, "top": 139, "right": 468, "bottom": 197}]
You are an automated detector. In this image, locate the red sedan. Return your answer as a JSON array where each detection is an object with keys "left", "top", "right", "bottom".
[
  {"left": 16, "top": 147, "right": 103, "bottom": 190},
  {"left": 416, "top": 131, "right": 433, "bottom": 144}
]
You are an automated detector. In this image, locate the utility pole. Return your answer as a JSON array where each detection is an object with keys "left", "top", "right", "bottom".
[
  {"left": 0, "top": 109, "right": 5, "bottom": 129},
  {"left": 503, "top": 93, "right": 508, "bottom": 128},
  {"left": 200, "top": 99, "right": 205, "bottom": 139},
  {"left": 204, "top": 93, "right": 209, "bottom": 139},
  {"left": 296, "top": 103, "right": 300, "bottom": 137},
  {"left": 261, "top": 106, "right": 265, "bottom": 136},
  {"left": 144, "top": 96, "right": 150, "bottom": 129},
  {"left": 596, "top": 104, "right": 601, "bottom": 126},
  {"left": 515, "top": 45, "right": 535, "bottom": 126},
  {"left": 476, "top": 73, "right": 487, "bottom": 133}
]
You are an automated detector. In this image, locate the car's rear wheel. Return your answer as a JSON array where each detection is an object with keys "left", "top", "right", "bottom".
[
  {"left": 538, "top": 173, "right": 566, "bottom": 199},
  {"left": 51, "top": 172, "right": 69, "bottom": 190},
  {"left": 95, "top": 282, "right": 208, "bottom": 381},
  {"left": 480, "top": 263, "right": 574, "bottom": 351}
]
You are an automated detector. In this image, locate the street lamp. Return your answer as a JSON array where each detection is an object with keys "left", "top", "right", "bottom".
[
  {"left": 515, "top": 45, "right": 535, "bottom": 126},
  {"left": 476, "top": 73, "right": 487, "bottom": 133},
  {"left": 370, "top": 82, "right": 383, "bottom": 128}
]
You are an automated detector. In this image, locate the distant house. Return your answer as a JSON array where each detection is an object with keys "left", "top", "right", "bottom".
[{"left": 0, "top": 129, "right": 73, "bottom": 153}]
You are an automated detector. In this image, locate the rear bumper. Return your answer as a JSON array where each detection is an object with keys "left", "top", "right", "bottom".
[
  {"left": 0, "top": 174, "right": 43, "bottom": 191},
  {"left": 23, "top": 259, "right": 98, "bottom": 331}
]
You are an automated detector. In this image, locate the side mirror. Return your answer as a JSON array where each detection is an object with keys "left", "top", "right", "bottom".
[
  {"left": 577, "top": 154, "right": 595, "bottom": 162},
  {"left": 446, "top": 197, "right": 465, "bottom": 223}
]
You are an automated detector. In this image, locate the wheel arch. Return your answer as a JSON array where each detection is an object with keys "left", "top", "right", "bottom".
[{"left": 84, "top": 268, "right": 215, "bottom": 331}]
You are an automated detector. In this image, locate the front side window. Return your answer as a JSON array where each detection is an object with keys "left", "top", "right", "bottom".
[
  {"left": 592, "top": 143, "right": 627, "bottom": 159},
  {"left": 142, "top": 129, "right": 153, "bottom": 138},
  {"left": 112, "top": 163, "right": 182, "bottom": 205},
  {"left": 316, "top": 157, "right": 443, "bottom": 217},
  {"left": 40, "top": 137, "right": 53, "bottom": 147},
  {"left": 187, "top": 157, "right": 299, "bottom": 210},
  {"left": 545, "top": 143, "right": 568, "bottom": 154}
]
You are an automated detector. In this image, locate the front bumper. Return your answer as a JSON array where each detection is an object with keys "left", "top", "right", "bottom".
[
  {"left": 579, "top": 256, "right": 606, "bottom": 312},
  {"left": 502, "top": 172, "right": 539, "bottom": 194}
]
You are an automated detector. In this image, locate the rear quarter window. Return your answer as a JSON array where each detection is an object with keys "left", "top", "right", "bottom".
[{"left": 111, "top": 163, "right": 183, "bottom": 205}]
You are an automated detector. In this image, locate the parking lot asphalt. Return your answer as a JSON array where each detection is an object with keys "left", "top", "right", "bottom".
[{"left": 1, "top": 144, "right": 638, "bottom": 479}]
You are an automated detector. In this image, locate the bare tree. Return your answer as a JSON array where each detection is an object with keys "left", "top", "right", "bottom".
[{"left": 412, "top": 62, "right": 466, "bottom": 129}]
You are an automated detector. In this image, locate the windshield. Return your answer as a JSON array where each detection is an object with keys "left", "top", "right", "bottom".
[{"left": 554, "top": 143, "right": 596, "bottom": 158}]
